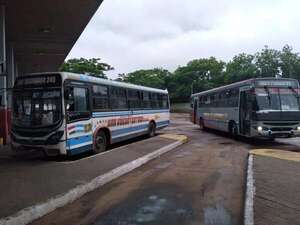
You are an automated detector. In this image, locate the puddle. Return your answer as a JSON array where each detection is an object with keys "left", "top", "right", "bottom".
[
  {"left": 92, "top": 186, "right": 194, "bottom": 225},
  {"left": 219, "top": 142, "right": 233, "bottom": 145},
  {"left": 204, "top": 204, "right": 232, "bottom": 225},
  {"left": 174, "top": 151, "right": 192, "bottom": 158},
  {"left": 155, "top": 162, "right": 172, "bottom": 169}
]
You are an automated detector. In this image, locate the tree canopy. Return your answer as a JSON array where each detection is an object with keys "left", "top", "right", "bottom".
[
  {"left": 60, "top": 58, "right": 114, "bottom": 78},
  {"left": 62, "top": 45, "right": 300, "bottom": 102},
  {"left": 118, "top": 68, "right": 171, "bottom": 90}
]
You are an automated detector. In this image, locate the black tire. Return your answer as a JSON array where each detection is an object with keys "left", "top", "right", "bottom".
[
  {"left": 93, "top": 130, "right": 107, "bottom": 154},
  {"left": 148, "top": 122, "right": 156, "bottom": 137},
  {"left": 199, "top": 118, "right": 206, "bottom": 131},
  {"left": 230, "top": 122, "right": 238, "bottom": 139}
]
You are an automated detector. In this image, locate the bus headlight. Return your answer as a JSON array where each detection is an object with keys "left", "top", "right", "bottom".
[
  {"left": 46, "top": 131, "right": 64, "bottom": 145},
  {"left": 297, "top": 127, "right": 300, "bottom": 131},
  {"left": 257, "top": 126, "right": 263, "bottom": 132}
]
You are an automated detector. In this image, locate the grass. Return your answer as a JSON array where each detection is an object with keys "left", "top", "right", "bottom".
[{"left": 170, "top": 102, "right": 191, "bottom": 113}]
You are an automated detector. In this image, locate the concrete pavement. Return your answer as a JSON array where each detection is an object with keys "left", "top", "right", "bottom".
[
  {"left": 249, "top": 149, "right": 300, "bottom": 225},
  {"left": 2, "top": 114, "right": 300, "bottom": 225},
  {"left": 30, "top": 114, "right": 250, "bottom": 225},
  {"left": 0, "top": 134, "right": 187, "bottom": 225}
]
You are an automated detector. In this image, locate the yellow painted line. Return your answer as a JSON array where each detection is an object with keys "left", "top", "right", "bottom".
[
  {"left": 159, "top": 134, "right": 188, "bottom": 143},
  {"left": 250, "top": 149, "right": 300, "bottom": 162}
]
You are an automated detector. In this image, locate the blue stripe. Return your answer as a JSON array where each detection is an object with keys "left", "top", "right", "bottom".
[
  {"left": 111, "top": 120, "right": 170, "bottom": 138},
  {"left": 68, "top": 144, "right": 92, "bottom": 155},
  {"left": 74, "top": 124, "right": 85, "bottom": 128},
  {"left": 93, "top": 109, "right": 169, "bottom": 118},
  {"left": 112, "top": 124, "right": 148, "bottom": 137},
  {"left": 67, "top": 135, "right": 92, "bottom": 146}
]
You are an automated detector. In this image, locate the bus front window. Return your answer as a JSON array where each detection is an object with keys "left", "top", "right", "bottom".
[
  {"left": 280, "top": 88, "right": 299, "bottom": 111},
  {"left": 254, "top": 88, "right": 299, "bottom": 111},
  {"left": 13, "top": 89, "right": 62, "bottom": 128}
]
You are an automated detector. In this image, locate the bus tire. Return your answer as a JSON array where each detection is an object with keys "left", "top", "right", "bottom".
[
  {"left": 148, "top": 122, "right": 156, "bottom": 137},
  {"left": 199, "top": 118, "right": 206, "bottom": 130},
  {"left": 230, "top": 122, "right": 238, "bottom": 139},
  {"left": 93, "top": 130, "right": 107, "bottom": 154}
]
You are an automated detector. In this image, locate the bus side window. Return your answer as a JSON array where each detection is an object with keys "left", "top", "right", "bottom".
[
  {"left": 128, "top": 89, "right": 141, "bottom": 109},
  {"left": 162, "top": 94, "right": 169, "bottom": 109},
  {"left": 110, "top": 87, "right": 128, "bottom": 110},
  {"left": 66, "top": 86, "right": 90, "bottom": 122},
  {"left": 151, "top": 93, "right": 159, "bottom": 109},
  {"left": 92, "top": 85, "right": 109, "bottom": 111},
  {"left": 142, "top": 91, "right": 151, "bottom": 109}
]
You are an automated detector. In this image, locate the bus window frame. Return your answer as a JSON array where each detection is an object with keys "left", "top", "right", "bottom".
[
  {"left": 64, "top": 80, "right": 92, "bottom": 123},
  {"left": 91, "top": 83, "right": 110, "bottom": 112},
  {"left": 109, "top": 86, "right": 129, "bottom": 111}
]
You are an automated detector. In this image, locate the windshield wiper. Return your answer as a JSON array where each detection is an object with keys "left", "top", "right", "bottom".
[
  {"left": 288, "top": 86, "right": 299, "bottom": 98},
  {"left": 264, "top": 86, "right": 271, "bottom": 106}
]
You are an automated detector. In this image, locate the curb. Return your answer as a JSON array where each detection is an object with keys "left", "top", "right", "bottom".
[
  {"left": 0, "top": 135, "right": 187, "bottom": 225},
  {"left": 244, "top": 154, "right": 255, "bottom": 225}
]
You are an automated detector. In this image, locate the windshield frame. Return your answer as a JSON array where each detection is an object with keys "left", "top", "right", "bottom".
[
  {"left": 12, "top": 87, "right": 63, "bottom": 129},
  {"left": 254, "top": 87, "right": 300, "bottom": 112}
]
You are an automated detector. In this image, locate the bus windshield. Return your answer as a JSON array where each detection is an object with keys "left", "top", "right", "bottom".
[
  {"left": 255, "top": 88, "right": 299, "bottom": 111},
  {"left": 13, "top": 89, "right": 62, "bottom": 128}
]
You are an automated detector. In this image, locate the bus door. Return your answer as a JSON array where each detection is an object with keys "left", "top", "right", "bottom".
[
  {"left": 239, "top": 90, "right": 251, "bottom": 136},
  {"left": 64, "top": 84, "right": 93, "bottom": 153},
  {"left": 192, "top": 98, "right": 198, "bottom": 124}
]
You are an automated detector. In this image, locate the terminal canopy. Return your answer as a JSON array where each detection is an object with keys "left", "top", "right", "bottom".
[{"left": 1, "top": 0, "right": 103, "bottom": 74}]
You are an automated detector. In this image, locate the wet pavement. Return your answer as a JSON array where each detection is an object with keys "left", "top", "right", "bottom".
[
  {"left": 30, "top": 114, "right": 250, "bottom": 225},
  {"left": 5, "top": 113, "right": 300, "bottom": 225},
  {"left": 251, "top": 150, "right": 300, "bottom": 225},
  {"left": 0, "top": 134, "right": 176, "bottom": 220}
]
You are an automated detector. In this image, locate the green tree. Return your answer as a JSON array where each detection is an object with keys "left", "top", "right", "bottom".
[
  {"left": 225, "top": 53, "right": 258, "bottom": 83},
  {"left": 60, "top": 58, "right": 114, "bottom": 78},
  {"left": 170, "top": 57, "right": 225, "bottom": 102},
  {"left": 255, "top": 46, "right": 281, "bottom": 77},
  {"left": 279, "top": 45, "right": 300, "bottom": 79},
  {"left": 118, "top": 68, "right": 171, "bottom": 90}
]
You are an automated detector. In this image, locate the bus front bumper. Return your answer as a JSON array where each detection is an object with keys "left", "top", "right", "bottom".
[
  {"left": 251, "top": 125, "right": 300, "bottom": 138},
  {"left": 11, "top": 141, "right": 64, "bottom": 156}
]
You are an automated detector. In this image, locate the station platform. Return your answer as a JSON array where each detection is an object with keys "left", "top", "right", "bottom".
[
  {"left": 0, "top": 134, "right": 187, "bottom": 225},
  {"left": 250, "top": 149, "right": 300, "bottom": 225}
]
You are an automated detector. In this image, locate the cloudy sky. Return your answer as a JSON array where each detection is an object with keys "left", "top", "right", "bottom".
[{"left": 68, "top": 0, "right": 300, "bottom": 79}]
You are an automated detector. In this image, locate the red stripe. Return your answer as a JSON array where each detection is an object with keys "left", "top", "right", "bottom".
[{"left": 68, "top": 125, "right": 76, "bottom": 130}]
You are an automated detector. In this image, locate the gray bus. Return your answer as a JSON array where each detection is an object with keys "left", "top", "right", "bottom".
[{"left": 191, "top": 78, "right": 300, "bottom": 139}]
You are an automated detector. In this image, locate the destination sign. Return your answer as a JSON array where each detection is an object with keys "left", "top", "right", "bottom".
[
  {"left": 15, "top": 74, "right": 61, "bottom": 88},
  {"left": 256, "top": 80, "right": 298, "bottom": 88}
]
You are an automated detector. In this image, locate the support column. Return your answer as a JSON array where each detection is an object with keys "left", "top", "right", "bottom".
[
  {"left": 5, "top": 44, "right": 15, "bottom": 144},
  {"left": 0, "top": 5, "right": 8, "bottom": 145}
]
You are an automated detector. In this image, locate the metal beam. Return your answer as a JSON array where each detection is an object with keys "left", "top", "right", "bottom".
[
  {"left": 0, "top": 4, "right": 8, "bottom": 145},
  {"left": 0, "top": 4, "right": 7, "bottom": 107}
]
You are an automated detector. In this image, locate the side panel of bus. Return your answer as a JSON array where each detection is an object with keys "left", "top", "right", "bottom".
[
  {"left": 92, "top": 109, "right": 170, "bottom": 144},
  {"left": 198, "top": 107, "right": 239, "bottom": 132},
  {"left": 191, "top": 98, "right": 198, "bottom": 124},
  {"left": 64, "top": 83, "right": 94, "bottom": 155}
]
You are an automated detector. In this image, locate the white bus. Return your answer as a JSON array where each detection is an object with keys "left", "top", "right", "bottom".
[
  {"left": 11, "top": 72, "right": 170, "bottom": 156},
  {"left": 191, "top": 78, "right": 300, "bottom": 139}
]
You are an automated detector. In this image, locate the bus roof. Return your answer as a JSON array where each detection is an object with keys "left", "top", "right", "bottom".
[
  {"left": 23, "top": 72, "right": 169, "bottom": 94},
  {"left": 191, "top": 77, "right": 299, "bottom": 98}
]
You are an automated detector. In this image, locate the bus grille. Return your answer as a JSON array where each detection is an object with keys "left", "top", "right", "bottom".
[
  {"left": 270, "top": 127, "right": 293, "bottom": 132},
  {"left": 14, "top": 138, "right": 45, "bottom": 145},
  {"left": 264, "top": 122, "right": 298, "bottom": 126}
]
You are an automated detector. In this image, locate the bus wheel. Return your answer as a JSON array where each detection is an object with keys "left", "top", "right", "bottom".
[
  {"left": 94, "top": 130, "right": 107, "bottom": 154},
  {"left": 199, "top": 118, "right": 205, "bottom": 130},
  {"left": 148, "top": 122, "right": 156, "bottom": 137},
  {"left": 230, "top": 123, "right": 238, "bottom": 139}
]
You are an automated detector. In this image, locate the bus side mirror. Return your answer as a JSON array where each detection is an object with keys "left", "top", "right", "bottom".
[
  {"left": 190, "top": 103, "right": 194, "bottom": 108},
  {"left": 64, "top": 89, "right": 71, "bottom": 99}
]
